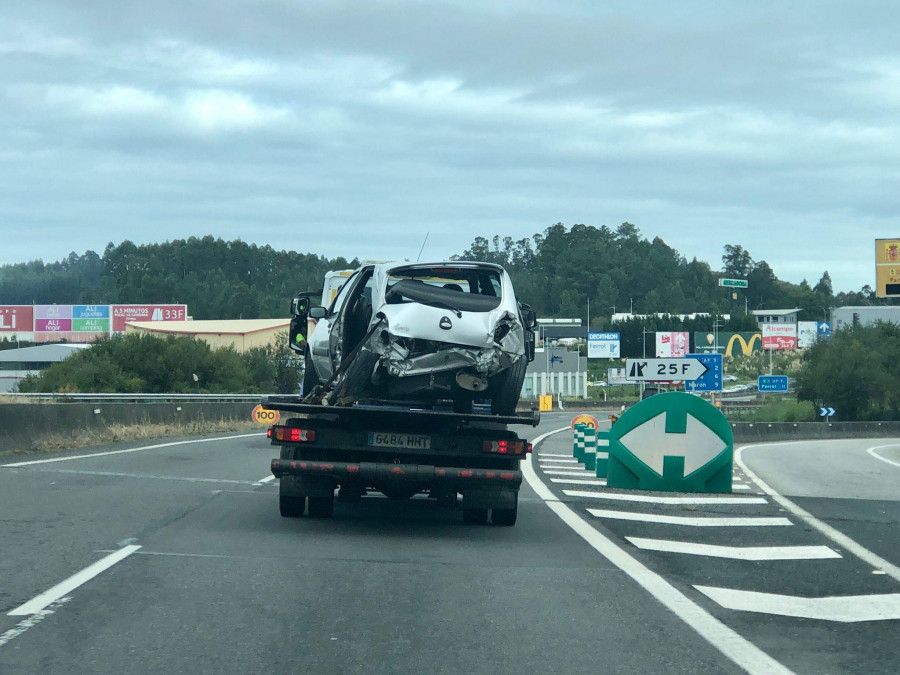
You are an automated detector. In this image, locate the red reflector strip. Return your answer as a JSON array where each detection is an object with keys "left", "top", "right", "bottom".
[{"left": 266, "top": 429, "right": 273, "bottom": 438}]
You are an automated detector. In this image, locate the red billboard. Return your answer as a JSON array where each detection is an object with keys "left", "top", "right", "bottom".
[
  {"left": 0, "top": 306, "right": 34, "bottom": 333},
  {"left": 112, "top": 304, "right": 188, "bottom": 332},
  {"left": 762, "top": 323, "right": 798, "bottom": 350}
]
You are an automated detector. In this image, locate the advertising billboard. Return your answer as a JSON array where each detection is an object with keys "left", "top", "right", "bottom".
[
  {"left": 762, "top": 323, "right": 797, "bottom": 350},
  {"left": 692, "top": 332, "right": 763, "bottom": 356},
  {"left": 112, "top": 304, "right": 188, "bottom": 332},
  {"left": 875, "top": 238, "right": 900, "bottom": 298},
  {"left": 0, "top": 306, "right": 34, "bottom": 333},
  {"left": 587, "top": 332, "right": 620, "bottom": 358},
  {"left": 797, "top": 321, "right": 818, "bottom": 348},
  {"left": 655, "top": 331, "right": 689, "bottom": 358}
]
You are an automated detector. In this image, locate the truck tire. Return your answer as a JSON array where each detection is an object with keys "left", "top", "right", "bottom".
[
  {"left": 279, "top": 495, "right": 306, "bottom": 518},
  {"left": 490, "top": 357, "right": 527, "bottom": 416},
  {"left": 308, "top": 495, "right": 334, "bottom": 518},
  {"left": 463, "top": 508, "right": 488, "bottom": 525},
  {"left": 491, "top": 496, "right": 518, "bottom": 526}
]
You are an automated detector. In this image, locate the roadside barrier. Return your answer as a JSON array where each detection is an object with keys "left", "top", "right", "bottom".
[
  {"left": 583, "top": 426, "right": 597, "bottom": 472},
  {"left": 731, "top": 421, "right": 900, "bottom": 443},
  {"left": 573, "top": 423, "right": 586, "bottom": 462}
]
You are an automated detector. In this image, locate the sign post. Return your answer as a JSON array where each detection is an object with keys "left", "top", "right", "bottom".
[{"left": 606, "top": 392, "right": 733, "bottom": 493}]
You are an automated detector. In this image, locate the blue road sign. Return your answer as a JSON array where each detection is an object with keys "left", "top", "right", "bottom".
[
  {"left": 587, "top": 332, "right": 621, "bottom": 358},
  {"left": 758, "top": 375, "right": 789, "bottom": 392},
  {"left": 818, "top": 406, "right": 836, "bottom": 417},
  {"left": 817, "top": 322, "right": 832, "bottom": 338},
  {"left": 684, "top": 353, "right": 723, "bottom": 392}
]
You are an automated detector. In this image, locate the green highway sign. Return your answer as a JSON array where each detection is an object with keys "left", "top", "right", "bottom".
[
  {"left": 606, "top": 391, "right": 733, "bottom": 493},
  {"left": 718, "top": 278, "right": 748, "bottom": 288}
]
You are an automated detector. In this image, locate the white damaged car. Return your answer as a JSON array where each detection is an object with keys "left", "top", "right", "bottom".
[{"left": 302, "top": 261, "right": 536, "bottom": 415}]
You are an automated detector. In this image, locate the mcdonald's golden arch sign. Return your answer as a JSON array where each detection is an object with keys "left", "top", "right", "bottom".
[{"left": 692, "top": 332, "right": 763, "bottom": 356}]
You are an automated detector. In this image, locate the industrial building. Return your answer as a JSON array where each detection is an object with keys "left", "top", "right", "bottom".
[
  {"left": 751, "top": 308, "right": 801, "bottom": 326},
  {"left": 125, "top": 319, "right": 290, "bottom": 353},
  {"left": 0, "top": 343, "right": 89, "bottom": 392},
  {"left": 522, "top": 345, "right": 588, "bottom": 399},
  {"left": 832, "top": 305, "right": 900, "bottom": 330}
]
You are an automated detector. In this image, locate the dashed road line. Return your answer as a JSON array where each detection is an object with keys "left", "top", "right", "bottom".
[
  {"left": 587, "top": 509, "right": 793, "bottom": 527},
  {"left": 626, "top": 537, "right": 841, "bottom": 561},
  {"left": 22, "top": 468, "right": 251, "bottom": 485},
  {"left": 0, "top": 599, "right": 70, "bottom": 650},
  {"left": 564, "top": 491, "right": 767, "bottom": 505},
  {"left": 542, "top": 469, "right": 596, "bottom": 477}
]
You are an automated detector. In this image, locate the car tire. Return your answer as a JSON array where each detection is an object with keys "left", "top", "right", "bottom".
[
  {"left": 490, "top": 357, "right": 527, "bottom": 416},
  {"left": 279, "top": 495, "right": 306, "bottom": 518},
  {"left": 301, "top": 348, "right": 319, "bottom": 396},
  {"left": 308, "top": 495, "right": 334, "bottom": 518},
  {"left": 462, "top": 508, "right": 488, "bottom": 525}
]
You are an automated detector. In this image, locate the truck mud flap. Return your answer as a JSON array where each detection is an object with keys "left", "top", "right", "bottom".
[{"left": 271, "top": 459, "right": 521, "bottom": 488}]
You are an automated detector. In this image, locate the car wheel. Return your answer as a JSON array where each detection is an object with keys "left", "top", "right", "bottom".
[
  {"left": 490, "top": 357, "right": 527, "bottom": 415},
  {"left": 301, "top": 348, "right": 319, "bottom": 396}
]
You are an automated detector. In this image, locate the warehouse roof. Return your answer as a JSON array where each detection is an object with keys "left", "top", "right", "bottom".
[
  {"left": 0, "top": 343, "right": 89, "bottom": 363},
  {"left": 125, "top": 319, "right": 290, "bottom": 335}
]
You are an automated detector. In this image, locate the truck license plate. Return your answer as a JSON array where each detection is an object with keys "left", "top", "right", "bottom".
[{"left": 367, "top": 432, "right": 431, "bottom": 450}]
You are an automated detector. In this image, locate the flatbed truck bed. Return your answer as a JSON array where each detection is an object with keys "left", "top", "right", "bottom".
[{"left": 262, "top": 396, "right": 540, "bottom": 526}]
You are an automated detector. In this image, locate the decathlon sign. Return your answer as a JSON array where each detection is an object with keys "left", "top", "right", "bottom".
[{"left": 587, "top": 332, "right": 620, "bottom": 358}]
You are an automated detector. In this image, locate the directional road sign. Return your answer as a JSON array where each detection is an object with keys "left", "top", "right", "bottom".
[
  {"left": 818, "top": 406, "right": 836, "bottom": 418},
  {"left": 606, "top": 391, "right": 733, "bottom": 492},
  {"left": 718, "top": 278, "right": 748, "bottom": 288},
  {"left": 587, "top": 332, "right": 620, "bottom": 358},
  {"left": 625, "top": 358, "right": 709, "bottom": 382},
  {"left": 758, "top": 375, "right": 789, "bottom": 392},
  {"left": 684, "top": 353, "right": 723, "bottom": 392},
  {"left": 817, "top": 322, "right": 832, "bottom": 338}
]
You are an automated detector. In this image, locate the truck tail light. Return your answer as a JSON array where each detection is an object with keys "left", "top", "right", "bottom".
[
  {"left": 273, "top": 426, "right": 316, "bottom": 443},
  {"left": 482, "top": 440, "right": 525, "bottom": 455},
  {"left": 266, "top": 429, "right": 273, "bottom": 438}
]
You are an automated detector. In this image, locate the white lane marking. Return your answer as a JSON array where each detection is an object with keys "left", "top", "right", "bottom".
[
  {"left": 587, "top": 509, "right": 793, "bottom": 527},
  {"left": 626, "top": 537, "right": 842, "bottom": 561},
  {"left": 538, "top": 452, "right": 574, "bottom": 458},
  {"left": 26, "top": 468, "right": 250, "bottom": 485},
  {"left": 695, "top": 587, "right": 900, "bottom": 623},
  {"left": 867, "top": 444, "right": 900, "bottom": 470},
  {"left": 564, "top": 491, "right": 767, "bottom": 505},
  {"left": 1, "top": 433, "right": 264, "bottom": 467},
  {"left": 254, "top": 474, "right": 277, "bottom": 486},
  {"left": 0, "top": 599, "right": 70, "bottom": 650},
  {"left": 733, "top": 485, "right": 752, "bottom": 490},
  {"left": 737, "top": 444, "right": 900, "bottom": 583},
  {"left": 550, "top": 478, "right": 607, "bottom": 486},
  {"left": 8, "top": 545, "right": 142, "bottom": 616},
  {"left": 539, "top": 458, "right": 579, "bottom": 464},
  {"left": 523, "top": 428, "right": 794, "bottom": 675},
  {"left": 542, "top": 470, "right": 594, "bottom": 476}
]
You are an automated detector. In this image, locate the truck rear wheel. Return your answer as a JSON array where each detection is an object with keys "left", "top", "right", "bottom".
[
  {"left": 308, "top": 495, "right": 334, "bottom": 518},
  {"left": 463, "top": 508, "right": 488, "bottom": 525},
  {"left": 279, "top": 495, "right": 306, "bottom": 518}
]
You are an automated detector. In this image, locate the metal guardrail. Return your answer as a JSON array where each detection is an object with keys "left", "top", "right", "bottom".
[{"left": 0, "top": 393, "right": 266, "bottom": 403}]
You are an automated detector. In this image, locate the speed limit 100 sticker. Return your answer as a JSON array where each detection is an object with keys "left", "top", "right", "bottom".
[
  {"left": 251, "top": 404, "right": 280, "bottom": 425},
  {"left": 571, "top": 414, "right": 599, "bottom": 430}
]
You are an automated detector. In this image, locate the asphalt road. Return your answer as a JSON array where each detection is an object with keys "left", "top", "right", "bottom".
[{"left": 0, "top": 415, "right": 897, "bottom": 674}]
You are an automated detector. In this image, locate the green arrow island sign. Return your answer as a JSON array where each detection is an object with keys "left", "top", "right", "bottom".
[
  {"left": 718, "top": 278, "right": 748, "bottom": 288},
  {"left": 606, "top": 392, "right": 734, "bottom": 493}
]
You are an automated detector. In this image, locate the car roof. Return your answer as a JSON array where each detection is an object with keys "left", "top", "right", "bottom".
[{"left": 371, "top": 260, "right": 506, "bottom": 274}]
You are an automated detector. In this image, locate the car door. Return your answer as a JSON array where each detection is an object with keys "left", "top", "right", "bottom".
[{"left": 308, "top": 270, "right": 360, "bottom": 381}]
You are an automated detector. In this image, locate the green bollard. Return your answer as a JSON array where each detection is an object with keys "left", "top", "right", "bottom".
[
  {"left": 573, "top": 423, "right": 586, "bottom": 462},
  {"left": 583, "top": 426, "right": 597, "bottom": 471},
  {"left": 595, "top": 431, "right": 610, "bottom": 478}
]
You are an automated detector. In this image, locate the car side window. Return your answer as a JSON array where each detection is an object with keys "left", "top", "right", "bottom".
[{"left": 328, "top": 272, "right": 358, "bottom": 315}]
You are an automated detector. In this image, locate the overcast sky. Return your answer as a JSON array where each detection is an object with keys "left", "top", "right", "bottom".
[{"left": 1, "top": 1, "right": 897, "bottom": 293}]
